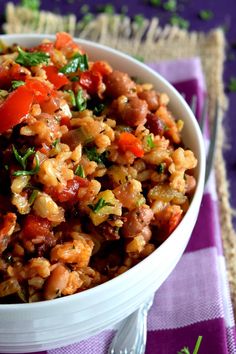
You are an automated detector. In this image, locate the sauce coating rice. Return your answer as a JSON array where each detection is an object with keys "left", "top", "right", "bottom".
[{"left": 0, "top": 32, "right": 197, "bottom": 302}]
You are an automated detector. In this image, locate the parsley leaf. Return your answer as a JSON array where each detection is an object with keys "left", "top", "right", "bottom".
[
  {"left": 84, "top": 146, "right": 108, "bottom": 165},
  {"left": 28, "top": 189, "right": 39, "bottom": 205},
  {"left": 66, "top": 90, "right": 76, "bottom": 107},
  {"left": 59, "top": 53, "right": 88, "bottom": 74},
  {"left": 178, "top": 347, "right": 190, "bottom": 354},
  {"left": 178, "top": 336, "right": 203, "bottom": 354},
  {"left": 16, "top": 47, "right": 49, "bottom": 66},
  {"left": 76, "top": 89, "right": 87, "bottom": 111},
  {"left": 157, "top": 163, "right": 165, "bottom": 174},
  {"left": 198, "top": 10, "right": 214, "bottom": 20},
  {"left": 97, "top": 4, "right": 115, "bottom": 15},
  {"left": 75, "top": 165, "right": 85, "bottom": 177},
  {"left": 89, "top": 198, "right": 114, "bottom": 213},
  {"left": 52, "top": 139, "right": 60, "bottom": 148},
  {"left": 133, "top": 14, "right": 145, "bottom": 27},
  {"left": 228, "top": 77, "right": 236, "bottom": 92}
]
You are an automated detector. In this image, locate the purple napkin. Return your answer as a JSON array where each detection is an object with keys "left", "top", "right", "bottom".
[{"left": 16, "top": 58, "right": 236, "bottom": 354}]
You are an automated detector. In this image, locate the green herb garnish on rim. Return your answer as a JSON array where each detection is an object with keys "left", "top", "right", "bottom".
[
  {"left": 59, "top": 53, "right": 88, "bottom": 74},
  {"left": 89, "top": 198, "right": 114, "bottom": 213},
  {"left": 16, "top": 47, "right": 49, "bottom": 67}
]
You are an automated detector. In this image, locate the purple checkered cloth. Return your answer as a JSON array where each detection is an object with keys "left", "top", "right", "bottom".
[{"left": 27, "top": 58, "right": 236, "bottom": 353}]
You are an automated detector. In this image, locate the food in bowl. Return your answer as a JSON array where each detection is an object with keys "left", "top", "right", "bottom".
[{"left": 0, "top": 32, "right": 197, "bottom": 303}]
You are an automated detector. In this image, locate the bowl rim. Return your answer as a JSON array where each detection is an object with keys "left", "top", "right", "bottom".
[{"left": 0, "top": 33, "right": 206, "bottom": 311}]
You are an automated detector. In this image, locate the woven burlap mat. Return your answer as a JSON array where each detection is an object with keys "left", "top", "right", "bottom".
[{"left": 3, "top": 3, "right": 236, "bottom": 316}]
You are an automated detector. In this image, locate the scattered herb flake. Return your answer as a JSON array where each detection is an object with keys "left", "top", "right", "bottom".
[
  {"left": 16, "top": 47, "right": 49, "bottom": 66},
  {"left": 13, "top": 145, "right": 35, "bottom": 170},
  {"left": 21, "top": 0, "right": 40, "bottom": 11},
  {"left": 157, "top": 163, "right": 165, "bottom": 174},
  {"left": 84, "top": 146, "right": 108, "bottom": 165},
  {"left": 52, "top": 139, "right": 60, "bottom": 148},
  {"left": 89, "top": 197, "right": 114, "bottom": 213},
  {"left": 13, "top": 153, "right": 40, "bottom": 176},
  {"left": 198, "top": 10, "right": 214, "bottom": 21},
  {"left": 28, "top": 189, "right": 39, "bottom": 205},
  {"left": 66, "top": 89, "right": 76, "bottom": 107},
  {"left": 76, "top": 89, "right": 87, "bottom": 111},
  {"left": 12, "top": 80, "right": 25, "bottom": 89},
  {"left": 93, "top": 103, "right": 105, "bottom": 115},
  {"left": 163, "top": 0, "right": 176, "bottom": 12},
  {"left": 75, "top": 165, "right": 85, "bottom": 178},
  {"left": 59, "top": 53, "right": 88, "bottom": 74},
  {"left": 170, "top": 15, "right": 189, "bottom": 29},
  {"left": 227, "top": 77, "right": 236, "bottom": 92},
  {"left": 146, "top": 134, "right": 155, "bottom": 148},
  {"left": 71, "top": 76, "right": 79, "bottom": 82}
]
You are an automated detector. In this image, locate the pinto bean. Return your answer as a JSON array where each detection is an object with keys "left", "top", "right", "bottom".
[
  {"left": 113, "top": 95, "right": 148, "bottom": 127},
  {"left": 44, "top": 264, "right": 70, "bottom": 300},
  {"left": 138, "top": 90, "right": 159, "bottom": 111},
  {"left": 122, "top": 205, "right": 154, "bottom": 238},
  {"left": 104, "top": 71, "right": 136, "bottom": 98},
  {"left": 146, "top": 113, "right": 165, "bottom": 136}
]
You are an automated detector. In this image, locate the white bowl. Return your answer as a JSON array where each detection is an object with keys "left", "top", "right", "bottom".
[{"left": 0, "top": 34, "right": 205, "bottom": 353}]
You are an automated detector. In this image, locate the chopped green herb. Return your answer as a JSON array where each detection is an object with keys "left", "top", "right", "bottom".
[
  {"left": 157, "top": 163, "right": 165, "bottom": 174},
  {"left": 80, "top": 4, "right": 90, "bottom": 14},
  {"left": 16, "top": 47, "right": 49, "bottom": 67},
  {"left": 227, "top": 77, "right": 236, "bottom": 92},
  {"left": 170, "top": 15, "right": 189, "bottom": 29},
  {"left": 198, "top": 10, "right": 214, "bottom": 21},
  {"left": 12, "top": 145, "right": 35, "bottom": 170},
  {"left": 66, "top": 90, "right": 76, "bottom": 107},
  {"left": 11, "top": 80, "right": 25, "bottom": 89},
  {"left": 133, "top": 55, "right": 145, "bottom": 62},
  {"left": 71, "top": 76, "right": 79, "bottom": 82},
  {"left": 59, "top": 53, "right": 88, "bottom": 74},
  {"left": 93, "top": 103, "right": 105, "bottom": 115},
  {"left": 76, "top": 89, "right": 87, "bottom": 111},
  {"left": 21, "top": 0, "right": 40, "bottom": 11},
  {"left": 15, "top": 48, "right": 40, "bottom": 66},
  {"left": 75, "top": 165, "right": 85, "bottom": 177},
  {"left": 28, "top": 189, "right": 38, "bottom": 205},
  {"left": 84, "top": 146, "right": 108, "bottom": 165},
  {"left": 89, "top": 198, "right": 114, "bottom": 213},
  {"left": 52, "top": 139, "right": 60, "bottom": 148},
  {"left": 163, "top": 0, "right": 176, "bottom": 12},
  {"left": 13, "top": 153, "right": 40, "bottom": 176},
  {"left": 133, "top": 14, "right": 145, "bottom": 27},
  {"left": 178, "top": 336, "right": 203, "bottom": 354},
  {"left": 149, "top": 0, "right": 162, "bottom": 6},
  {"left": 146, "top": 134, "right": 155, "bottom": 148},
  {"left": 97, "top": 4, "right": 115, "bottom": 15}
]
